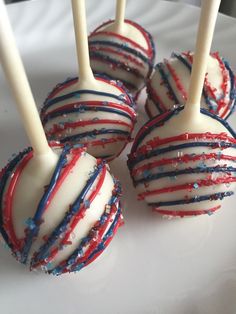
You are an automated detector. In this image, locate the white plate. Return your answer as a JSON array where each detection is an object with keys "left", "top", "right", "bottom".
[{"left": 1, "top": 1, "right": 236, "bottom": 313}]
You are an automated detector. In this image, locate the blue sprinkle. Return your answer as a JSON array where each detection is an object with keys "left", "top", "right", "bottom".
[
  {"left": 51, "top": 269, "right": 59, "bottom": 276},
  {"left": 73, "top": 143, "right": 84, "bottom": 148},
  {"left": 84, "top": 200, "right": 91, "bottom": 209},
  {"left": 198, "top": 161, "right": 207, "bottom": 169},
  {"left": 193, "top": 183, "right": 199, "bottom": 189},
  {"left": 207, "top": 211, "right": 214, "bottom": 216},
  {"left": 143, "top": 170, "right": 151, "bottom": 178},
  {"left": 74, "top": 262, "right": 85, "bottom": 272},
  {"left": 68, "top": 257, "right": 76, "bottom": 266},
  {"left": 25, "top": 218, "right": 36, "bottom": 230}
]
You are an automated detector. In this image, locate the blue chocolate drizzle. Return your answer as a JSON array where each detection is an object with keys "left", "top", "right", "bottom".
[
  {"left": 50, "top": 187, "right": 122, "bottom": 275},
  {"left": 59, "top": 129, "right": 130, "bottom": 144},
  {"left": 149, "top": 191, "right": 234, "bottom": 208},
  {"left": 31, "top": 159, "right": 105, "bottom": 266},
  {"left": 0, "top": 147, "right": 32, "bottom": 252},
  {"left": 134, "top": 166, "right": 236, "bottom": 186},
  {"left": 42, "top": 105, "right": 134, "bottom": 125}
]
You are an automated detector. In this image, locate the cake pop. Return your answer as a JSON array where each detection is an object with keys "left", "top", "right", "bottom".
[{"left": 88, "top": 0, "right": 155, "bottom": 96}]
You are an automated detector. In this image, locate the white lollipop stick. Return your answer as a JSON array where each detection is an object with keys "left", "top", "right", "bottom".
[
  {"left": 71, "top": 0, "right": 96, "bottom": 89},
  {"left": 114, "top": 0, "right": 126, "bottom": 33},
  {"left": 0, "top": 0, "right": 51, "bottom": 156},
  {"left": 184, "top": 0, "right": 221, "bottom": 117}
]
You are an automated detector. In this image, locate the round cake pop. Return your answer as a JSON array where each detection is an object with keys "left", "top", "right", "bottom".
[
  {"left": 0, "top": 0, "right": 123, "bottom": 275},
  {"left": 128, "top": 107, "right": 236, "bottom": 217},
  {"left": 88, "top": 0, "right": 155, "bottom": 96},
  {"left": 128, "top": 0, "right": 236, "bottom": 217},
  {"left": 146, "top": 51, "right": 236, "bottom": 119},
  {"left": 0, "top": 144, "right": 122, "bottom": 275},
  {"left": 41, "top": 75, "right": 136, "bottom": 161},
  {"left": 41, "top": 0, "right": 136, "bottom": 161}
]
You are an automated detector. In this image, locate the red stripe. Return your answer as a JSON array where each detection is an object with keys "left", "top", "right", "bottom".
[
  {"left": 89, "top": 19, "right": 154, "bottom": 58},
  {"left": 146, "top": 79, "right": 169, "bottom": 113},
  {"left": 132, "top": 132, "right": 236, "bottom": 158},
  {"left": 131, "top": 111, "right": 170, "bottom": 154},
  {"left": 71, "top": 203, "right": 117, "bottom": 268},
  {"left": 212, "top": 52, "right": 231, "bottom": 117},
  {"left": 2, "top": 151, "right": 33, "bottom": 252},
  {"left": 154, "top": 205, "right": 221, "bottom": 217},
  {"left": 46, "top": 119, "right": 132, "bottom": 137},
  {"left": 34, "top": 162, "right": 107, "bottom": 267},
  {"left": 183, "top": 51, "right": 230, "bottom": 119},
  {"left": 42, "top": 101, "right": 136, "bottom": 121},
  {"left": 88, "top": 136, "right": 129, "bottom": 147},
  {"left": 47, "top": 76, "right": 131, "bottom": 104},
  {"left": 68, "top": 202, "right": 122, "bottom": 273},
  {"left": 165, "top": 60, "right": 188, "bottom": 101},
  {"left": 132, "top": 153, "right": 236, "bottom": 176},
  {"left": 183, "top": 52, "right": 218, "bottom": 107},
  {"left": 89, "top": 46, "right": 145, "bottom": 68},
  {"left": 81, "top": 207, "right": 123, "bottom": 270},
  {"left": 39, "top": 150, "right": 83, "bottom": 213},
  {"left": 3, "top": 146, "right": 84, "bottom": 261},
  {"left": 138, "top": 176, "right": 236, "bottom": 199},
  {"left": 89, "top": 54, "right": 144, "bottom": 80},
  {"left": 47, "top": 78, "right": 78, "bottom": 99}
]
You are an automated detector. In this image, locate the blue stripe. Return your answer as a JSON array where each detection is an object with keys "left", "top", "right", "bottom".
[
  {"left": 130, "top": 106, "right": 236, "bottom": 157},
  {"left": 134, "top": 166, "right": 236, "bottom": 186},
  {"left": 31, "top": 161, "right": 105, "bottom": 267},
  {"left": 91, "top": 70, "right": 136, "bottom": 91},
  {"left": 149, "top": 191, "right": 234, "bottom": 207},
  {"left": 20, "top": 145, "right": 72, "bottom": 264},
  {"left": 42, "top": 106, "right": 133, "bottom": 125},
  {"left": 146, "top": 83, "right": 165, "bottom": 115},
  {"left": 90, "top": 51, "right": 145, "bottom": 79},
  {"left": 0, "top": 148, "right": 32, "bottom": 252},
  {"left": 42, "top": 73, "right": 135, "bottom": 111},
  {"left": 202, "top": 108, "right": 236, "bottom": 138},
  {"left": 156, "top": 63, "right": 180, "bottom": 104},
  {"left": 172, "top": 53, "right": 214, "bottom": 110},
  {"left": 172, "top": 52, "right": 191, "bottom": 71},
  {"left": 59, "top": 129, "right": 130, "bottom": 144},
  {"left": 89, "top": 40, "right": 152, "bottom": 66},
  {"left": 50, "top": 185, "right": 122, "bottom": 275},
  {"left": 171, "top": 52, "right": 236, "bottom": 117},
  {"left": 131, "top": 110, "right": 175, "bottom": 153},
  {"left": 224, "top": 59, "right": 236, "bottom": 120},
  {"left": 72, "top": 203, "right": 121, "bottom": 273},
  {"left": 129, "top": 141, "right": 236, "bottom": 168},
  {"left": 44, "top": 89, "right": 130, "bottom": 111}
]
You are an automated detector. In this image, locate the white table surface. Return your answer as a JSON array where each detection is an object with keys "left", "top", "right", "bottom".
[{"left": 0, "top": 1, "right": 236, "bottom": 313}]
